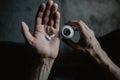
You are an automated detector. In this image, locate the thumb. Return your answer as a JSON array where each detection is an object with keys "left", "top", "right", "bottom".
[
  {"left": 21, "top": 21, "right": 33, "bottom": 44},
  {"left": 62, "top": 38, "right": 77, "bottom": 49},
  {"left": 62, "top": 38, "right": 85, "bottom": 53}
]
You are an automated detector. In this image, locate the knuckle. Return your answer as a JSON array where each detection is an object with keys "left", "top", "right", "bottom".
[
  {"left": 90, "top": 29, "right": 95, "bottom": 35},
  {"left": 77, "top": 20, "right": 81, "bottom": 23}
]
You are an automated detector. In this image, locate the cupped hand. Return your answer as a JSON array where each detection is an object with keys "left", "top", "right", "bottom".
[{"left": 21, "top": 0, "right": 60, "bottom": 59}]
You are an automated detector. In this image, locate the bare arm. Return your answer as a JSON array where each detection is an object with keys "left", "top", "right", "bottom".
[
  {"left": 63, "top": 20, "right": 120, "bottom": 80},
  {"left": 90, "top": 43, "right": 120, "bottom": 80},
  {"left": 21, "top": 0, "right": 60, "bottom": 80},
  {"left": 31, "top": 58, "right": 55, "bottom": 80}
]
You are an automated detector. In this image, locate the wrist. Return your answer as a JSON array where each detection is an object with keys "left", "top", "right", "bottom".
[
  {"left": 41, "top": 57, "right": 55, "bottom": 65},
  {"left": 91, "top": 49, "right": 120, "bottom": 80},
  {"left": 90, "top": 48, "right": 120, "bottom": 72},
  {"left": 89, "top": 47, "right": 110, "bottom": 66},
  {"left": 31, "top": 57, "right": 55, "bottom": 80}
]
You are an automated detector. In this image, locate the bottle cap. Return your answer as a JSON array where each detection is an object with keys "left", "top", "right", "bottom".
[{"left": 61, "top": 25, "right": 74, "bottom": 39}]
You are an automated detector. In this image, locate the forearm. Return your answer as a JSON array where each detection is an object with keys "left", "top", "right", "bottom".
[
  {"left": 31, "top": 58, "right": 55, "bottom": 80},
  {"left": 90, "top": 48, "right": 120, "bottom": 80}
]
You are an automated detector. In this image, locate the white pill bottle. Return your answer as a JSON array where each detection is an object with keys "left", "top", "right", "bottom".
[{"left": 61, "top": 25, "right": 74, "bottom": 39}]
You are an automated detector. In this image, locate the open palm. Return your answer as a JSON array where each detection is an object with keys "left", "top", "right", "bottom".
[{"left": 21, "top": 0, "right": 60, "bottom": 59}]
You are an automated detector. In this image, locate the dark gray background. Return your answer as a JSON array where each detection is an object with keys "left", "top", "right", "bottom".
[
  {"left": 0, "top": 0, "right": 120, "bottom": 80},
  {"left": 0, "top": 0, "right": 120, "bottom": 53}
]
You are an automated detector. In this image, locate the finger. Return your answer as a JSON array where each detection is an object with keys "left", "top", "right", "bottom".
[
  {"left": 21, "top": 21, "right": 33, "bottom": 44},
  {"left": 80, "top": 20, "right": 91, "bottom": 31},
  {"left": 65, "top": 20, "right": 85, "bottom": 32},
  {"left": 42, "top": 0, "right": 53, "bottom": 24},
  {"left": 48, "top": 3, "right": 58, "bottom": 27},
  {"left": 62, "top": 38, "right": 77, "bottom": 48},
  {"left": 62, "top": 38, "right": 84, "bottom": 52},
  {"left": 78, "top": 20, "right": 94, "bottom": 38},
  {"left": 54, "top": 11, "right": 60, "bottom": 29},
  {"left": 35, "top": 3, "right": 46, "bottom": 26}
]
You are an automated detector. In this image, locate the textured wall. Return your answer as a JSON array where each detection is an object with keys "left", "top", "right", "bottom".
[
  {"left": 61, "top": 0, "right": 120, "bottom": 36},
  {"left": 0, "top": 0, "right": 120, "bottom": 53}
]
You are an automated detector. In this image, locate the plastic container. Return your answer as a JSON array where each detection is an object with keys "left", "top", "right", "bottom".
[{"left": 61, "top": 25, "right": 74, "bottom": 39}]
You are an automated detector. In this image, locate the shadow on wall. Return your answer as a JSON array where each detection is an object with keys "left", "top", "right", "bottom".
[{"left": 0, "top": 29, "right": 120, "bottom": 80}]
